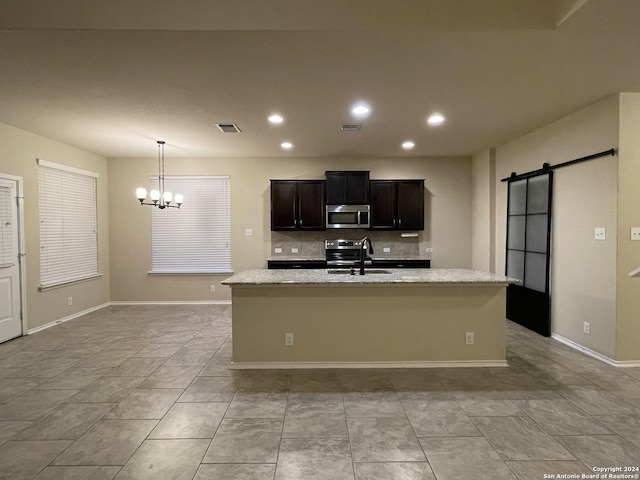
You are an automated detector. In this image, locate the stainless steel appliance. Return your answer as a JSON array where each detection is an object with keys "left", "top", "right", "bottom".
[
  {"left": 325, "top": 239, "right": 373, "bottom": 268},
  {"left": 325, "top": 204, "right": 370, "bottom": 229}
]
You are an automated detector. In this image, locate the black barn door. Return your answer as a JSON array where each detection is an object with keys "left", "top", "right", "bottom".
[{"left": 505, "top": 172, "right": 553, "bottom": 337}]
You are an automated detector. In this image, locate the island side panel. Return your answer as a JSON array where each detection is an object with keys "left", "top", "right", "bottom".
[{"left": 230, "top": 284, "right": 506, "bottom": 365}]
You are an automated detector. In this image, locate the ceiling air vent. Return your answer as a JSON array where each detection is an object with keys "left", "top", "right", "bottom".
[
  {"left": 216, "top": 123, "right": 242, "bottom": 133},
  {"left": 340, "top": 124, "right": 362, "bottom": 132}
]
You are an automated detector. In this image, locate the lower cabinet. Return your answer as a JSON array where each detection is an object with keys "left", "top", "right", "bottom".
[
  {"left": 267, "top": 260, "right": 327, "bottom": 269},
  {"left": 267, "top": 259, "right": 430, "bottom": 269},
  {"left": 371, "top": 259, "right": 431, "bottom": 269}
]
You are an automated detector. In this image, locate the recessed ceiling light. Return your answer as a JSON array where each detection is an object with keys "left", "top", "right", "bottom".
[
  {"left": 268, "top": 114, "right": 284, "bottom": 124},
  {"left": 402, "top": 141, "right": 415, "bottom": 150},
  {"left": 281, "top": 142, "right": 293, "bottom": 150},
  {"left": 427, "top": 113, "right": 445, "bottom": 126},
  {"left": 351, "top": 103, "right": 370, "bottom": 117}
]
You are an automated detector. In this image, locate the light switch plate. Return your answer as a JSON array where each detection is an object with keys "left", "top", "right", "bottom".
[
  {"left": 594, "top": 227, "right": 606, "bottom": 240},
  {"left": 631, "top": 227, "right": 640, "bottom": 241},
  {"left": 245, "top": 228, "right": 253, "bottom": 237}
]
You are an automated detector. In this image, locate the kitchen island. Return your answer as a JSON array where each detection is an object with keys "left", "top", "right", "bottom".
[{"left": 222, "top": 269, "right": 516, "bottom": 368}]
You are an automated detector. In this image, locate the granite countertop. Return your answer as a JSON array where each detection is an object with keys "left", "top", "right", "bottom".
[{"left": 223, "top": 268, "right": 518, "bottom": 286}]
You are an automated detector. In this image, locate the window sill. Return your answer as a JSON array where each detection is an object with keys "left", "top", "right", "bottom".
[{"left": 39, "top": 273, "right": 103, "bottom": 291}]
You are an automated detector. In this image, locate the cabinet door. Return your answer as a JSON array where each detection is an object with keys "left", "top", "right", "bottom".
[
  {"left": 271, "top": 181, "right": 297, "bottom": 230},
  {"left": 325, "top": 171, "right": 370, "bottom": 204},
  {"left": 346, "top": 171, "right": 370, "bottom": 204},
  {"left": 325, "top": 172, "right": 347, "bottom": 204},
  {"left": 397, "top": 180, "right": 424, "bottom": 230},
  {"left": 298, "top": 181, "right": 325, "bottom": 230},
  {"left": 370, "top": 180, "right": 396, "bottom": 229}
]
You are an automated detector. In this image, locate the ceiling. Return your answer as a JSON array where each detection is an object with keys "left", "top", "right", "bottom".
[{"left": 0, "top": 0, "right": 639, "bottom": 159}]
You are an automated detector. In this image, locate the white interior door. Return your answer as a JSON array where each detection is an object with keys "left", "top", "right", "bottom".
[{"left": 0, "top": 178, "right": 22, "bottom": 343}]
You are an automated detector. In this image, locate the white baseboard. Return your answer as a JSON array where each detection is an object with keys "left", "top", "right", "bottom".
[
  {"left": 27, "top": 302, "right": 111, "bottom": 335},
  {"left": 551, "top": 333, "right": 640, "bottom": 367},
  {"left": 110, "top": 300, "right": 231, "bottom": 305},
  {"left": 229, "top": 360, "right": 509, "bottom": 370}
]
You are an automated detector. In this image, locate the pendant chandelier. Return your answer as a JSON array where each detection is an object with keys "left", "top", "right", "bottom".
[{"left": 135, "top": 140, "right": 183, "bottom": 209}]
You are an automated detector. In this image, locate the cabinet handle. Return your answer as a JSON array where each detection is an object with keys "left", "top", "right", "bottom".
[
  {"left": 399, "top": 218, "right": 402, "bottom": 228},
  {"left": 393, "top": 218, "right": 397, "bottom": 228},
  {"left": 299, "top": 219, "right": 303, "bottom": 226}
]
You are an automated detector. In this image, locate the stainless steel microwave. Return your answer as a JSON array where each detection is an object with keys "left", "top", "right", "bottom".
[{"left": 326, "top": 205, "right": 370, "bottom": 229}]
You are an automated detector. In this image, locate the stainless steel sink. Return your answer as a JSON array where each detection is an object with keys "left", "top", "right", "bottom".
[{"left": 327, "top": 269, "right": 393, "bottom": 275}]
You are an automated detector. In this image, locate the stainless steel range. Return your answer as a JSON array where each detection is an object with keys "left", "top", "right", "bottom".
[{"left": 325, "top": 239, "right": 373, "bottom": 268}]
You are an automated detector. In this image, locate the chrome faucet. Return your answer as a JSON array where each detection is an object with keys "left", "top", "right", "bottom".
[{"left": 359, "top": 237, "right": 374, "bottom": 275}]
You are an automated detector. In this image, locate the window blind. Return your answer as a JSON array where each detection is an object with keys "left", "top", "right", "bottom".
[
  {"left": 38, "top": 159, "right": 99, "bottom": 289},
  {"left": 0, "top": 184, "right": 14, "bottom": 269},
  {"left": 150, "top": 176, "right": 231, "bottom": 274}
]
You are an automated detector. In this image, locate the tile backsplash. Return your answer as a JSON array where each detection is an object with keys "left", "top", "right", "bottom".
[{"left": 271, "top": 231, "right": 420, "bottom": 258}]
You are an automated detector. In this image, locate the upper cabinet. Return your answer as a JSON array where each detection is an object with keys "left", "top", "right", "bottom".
[
  {"left": 370, "top": 180, "right": 424, "bottom": 230},
  {"left": 325, "top": 171, "right": 370, "bottom": 205},
  {"left": 270, "top": 180, "right": 325, "bottom": 231}
]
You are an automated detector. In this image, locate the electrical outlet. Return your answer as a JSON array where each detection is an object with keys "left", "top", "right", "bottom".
[
  {"left": 425, "top": 247, "right": 434, "bottom": 253},
  {"left": 594, "top": 227, "right": 606, "bottom": 240},
  {"left": 210, "top": 285, "right": 216, "bottom": 293},
  {"left": 291, "top": 248, "right": 299, "bottom": 254},
  {"left": 583, "top": 321, "right": 591, "bottom": 335},
  {"left": 465, "top": 332, "right": 474, "bottom": 345},
  {"left": 285, "top": 333, "right": 294, "bottom": 346},
  {"left": 631, "top": 227, "right": 640, "bottom": 241},
  {"left": 383, "top": 247, "right": 391, "bottom": 253},
  {"left": 67, "top": 296, "right": 73, "bottom": 306},
  {"left": 245, "top": 228, "right": 253, "bottom": 237},
  {"left": 274, "top": 247, "right": 283, "bottom": 254}
]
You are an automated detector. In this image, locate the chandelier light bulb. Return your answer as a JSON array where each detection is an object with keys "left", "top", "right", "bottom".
[
  {"left": 149, "top": 190, "right": 161, "bottom": 202},
  {"left": 163, "top": 191, "right": 173, "bottom": 204},
  {"left": 174, "top": 193, "right": 184, "bottom": 206},
  {"left": 136, "top": 187, "right": 147, "bottom": 200}
]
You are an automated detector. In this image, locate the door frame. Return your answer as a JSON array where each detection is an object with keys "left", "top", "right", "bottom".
[{"left": 0, "top": 173, "right": 27, "bottom": 338}]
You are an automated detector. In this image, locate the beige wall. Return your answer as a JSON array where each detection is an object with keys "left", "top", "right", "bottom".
[
  {"left": 471, "top": 149, "right": 495, "bottom": 272},
  {"left": 617, "top": 93, "right": 640, "bottom": 361},
  {"left": 0, "top": 123, "right": 110, "bottom": 331},
  {"left": 108, "top": 155, "right": 472, "bottom": 302},
  {"left": 492, "top": 95, "right": 620, "bottom": 358}
]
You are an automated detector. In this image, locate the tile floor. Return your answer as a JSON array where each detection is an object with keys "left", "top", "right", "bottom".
[{"left": 1, "top": 304, "right": 639, "bottom": 480}]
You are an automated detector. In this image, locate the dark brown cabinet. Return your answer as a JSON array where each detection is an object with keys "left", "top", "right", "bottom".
[
  {"left": 370, "top": 180, "right": 424, "bottom": 230},
  {"left": 270, "top": 180, "right": 325, "bottom": 231},
  {"left": 267, "top": 260, "right": 327, "bottom": 269},
  {"left": 325, "top": 171, "right": 370, "bottom": 205}
]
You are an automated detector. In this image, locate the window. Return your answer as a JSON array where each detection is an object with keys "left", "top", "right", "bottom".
[
  {"left": 38, "top": 159, "right": 100, "bottom": 289},
  {"left": 0, "top": 181, "right": 15, "bottom": 269},
  {"left": 150, "top": 176, "right": 231, "bottom": 273}
]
